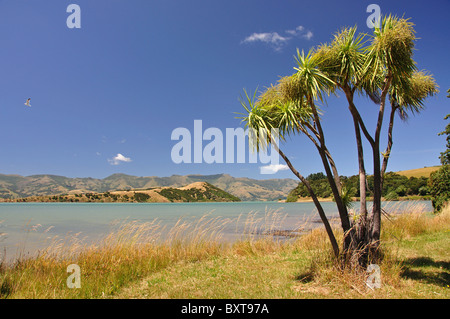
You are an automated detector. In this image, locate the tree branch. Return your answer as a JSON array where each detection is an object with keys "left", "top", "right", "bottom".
[
  {"left": 345, "top": 92, "right": 375, "bottom": 147},
  {"left": 381, "top": 104, "right": 396, "bottom": 184},
  {"left": 272, "top": 140, "right": 340, "bottom": 257}
]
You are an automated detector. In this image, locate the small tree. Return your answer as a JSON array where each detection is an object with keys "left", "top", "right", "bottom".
[
  {"left": 429, "top": 111, "right": 450, "bottom": 212},
  {"left": 438, "top": 114, "right": 450, "bottom": 166},
  {"left": 428, "top": 166, "right": 450, "bottom": 212}
]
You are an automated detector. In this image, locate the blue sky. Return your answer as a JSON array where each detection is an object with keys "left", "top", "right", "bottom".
[{"left": 0, "top": 0, "right": 449, "bottom": 180}]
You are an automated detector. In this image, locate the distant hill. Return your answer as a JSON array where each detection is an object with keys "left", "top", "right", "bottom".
[
  {"left": 4, "top": 182, "right": 241, "bottom": 203},
  {"left": 395, "top": 166, "right": 441, "bottom": 178},
  {"left": 0, "top": 173, "right": 297, "bottom": 201}
]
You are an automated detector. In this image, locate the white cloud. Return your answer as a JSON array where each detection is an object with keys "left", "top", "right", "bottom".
[
  {"left": 303, "top": 30, "right": 314, "bottom": 40},
  {"left": 242, "top": 32, "right": 290, "bottom": 51},
  {"left": 259, "top": 164, "right": 289, "bottom": 175},
  {"left": 286, "top": 25, "right": 313, "bottom": 40},
  {"left": 286, "top": 25, "right": 304, "bottom": 35},
  {"left": 242, "top": 25, "right": 313, "bottom": 51},
  {"left": 108, "top": 153, "right": 132, "bottom": 165},
  {"left": 243, "top": 32, "right": 289, "bottom": 45}
]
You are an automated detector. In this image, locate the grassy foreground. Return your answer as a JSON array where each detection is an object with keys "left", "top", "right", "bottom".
[{"left": 1, "top": 203, "right": 449, "bottom": 299}]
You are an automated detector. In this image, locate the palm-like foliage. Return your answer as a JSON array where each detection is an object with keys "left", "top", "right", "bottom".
[
  {"left": 238, "top": 14, "right": 438, "bottom": 265},
  {"left": 389, "top": 70, "right": 439, "bottom": 120},
  {"left": 316, "top": 27, "right": 366, "bottom": 89},
  {"left": 239, "top": 49, "right": 334, "bottom": 152},
  {"left": 238, "top": 85, "right": 314, "bottom": 153},
  {"left": 238, "top": 89, "right": 273, "bottom": 153},
  {"left": 364, "top": 15, "right": 417, "bottom": 86},
  {"left": 339, "top": 185, "right": 357, "bottom": 210},
  {"left": 294, "top": 49, "right": 335, "bottom": 102}
]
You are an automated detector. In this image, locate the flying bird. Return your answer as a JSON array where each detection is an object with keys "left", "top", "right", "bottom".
[{"left": 24, "top": 98, "right": 31, "bottom": 107}]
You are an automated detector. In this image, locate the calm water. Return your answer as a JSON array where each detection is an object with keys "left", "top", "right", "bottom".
[{"left": 0, "top": 201, "right": 432, "bottom": 262}]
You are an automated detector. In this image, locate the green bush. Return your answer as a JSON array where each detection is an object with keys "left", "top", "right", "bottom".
[
  {"left": 428, "top": 165, "right": 450, "bottom": 213},
  {"left": 134, "top": 192, "right": 150, "bottom": 203},
  {"left": 395, "top": 185, "right": 407, "bottom": 197},
  {"left": 418, "top": 186, "right": 429, "bottom": 196}
]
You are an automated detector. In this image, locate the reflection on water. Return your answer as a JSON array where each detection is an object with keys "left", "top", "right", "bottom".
[{"left": 0, "top": 200, "right": 432, "bottom": 263}]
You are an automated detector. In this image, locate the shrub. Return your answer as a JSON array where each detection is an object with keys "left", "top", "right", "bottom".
[
  {"left": 395, "top": 185, "right": 407, "bottom": 197},
  {"left": 134, "top": 192, "right": 150, "bottom": 203},
  {"left": 428, "top": 165, "right": 450, "bottom": 213},
  {"left": 418, "top": 186, "right": 429, "bottom": 196}
]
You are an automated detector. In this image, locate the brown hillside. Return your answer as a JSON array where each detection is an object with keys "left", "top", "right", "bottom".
[{"left": 396, "top": 166, "right": 441, "bottom": 178}]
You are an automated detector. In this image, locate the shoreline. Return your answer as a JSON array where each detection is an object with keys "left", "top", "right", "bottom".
[{"left": 288, "top": 196, "right": 431, "bottom": 203}]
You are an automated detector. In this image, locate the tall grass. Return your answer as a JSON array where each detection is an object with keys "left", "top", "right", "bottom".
[
  {"left": 0, "top": 210, "right": 300, "bottom": 298},
  {"left": 378, "top": 201, "right": 450, "bottom": 244},
  {"left": 288, "top": 202, "right": 450, "bottom": 298},
  {"left": 1, "top": 202, "right": 448, "bottom": 299},
  {"left": 0, "top": 214, "right": 230, "bottom": 298}
]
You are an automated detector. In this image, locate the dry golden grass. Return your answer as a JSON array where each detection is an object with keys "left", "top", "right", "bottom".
[
  {"left": 382, "top": 201, "right": 450, "bottom": 240},
  {"left": 395, "top": 166, "right": 441, "bottom": 178},
  {"left": 1, "top": 202, "right": 449, "bottom": 299},
  {"left": 0, "top": 214, "right": 232, "bottom": 298}
]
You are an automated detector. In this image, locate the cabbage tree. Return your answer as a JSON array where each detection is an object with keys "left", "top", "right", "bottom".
[{"left": 240, "top": 15, "right": 438, "bottom": 267}]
